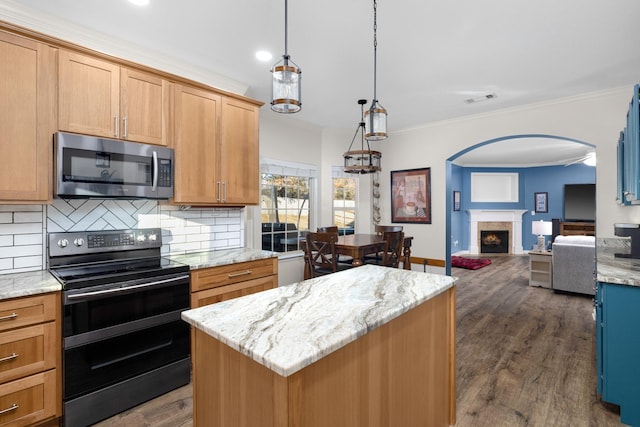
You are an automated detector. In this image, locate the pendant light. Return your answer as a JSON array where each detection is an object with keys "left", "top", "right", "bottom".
[
  {"left": 344, "top": 99, "right": 382, "bottom": 174},
  {"left": 271, "top": 0, "right": 302, "bottom": 113},
  {"left": 364, "top": 0, "right": 387, "bottom": 140}
]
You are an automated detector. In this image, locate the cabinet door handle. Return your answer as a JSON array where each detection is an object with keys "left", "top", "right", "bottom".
[
  {"left": 0, "top": 353, "right": 18, "bottom": 363},
  {"left": 0, "top": 404, "right": 18, "bottom": 416},
  {"left": 122, "top": 116, "right": 128, "bottom": 138},
  {"left": 114, "top": 115, "right": 119, "bottom": 138},
  {"left": 223, "top": 181, "right": 227, "bottom": 203},
  {"left": 228, "top": 270, "right": 252, "bottom": 278},
  {"left": 0, "top": 313, "right": 17, "bottom": 322},
  {"left": 217, "top": 181, "right": 222, "bottom": 202}
]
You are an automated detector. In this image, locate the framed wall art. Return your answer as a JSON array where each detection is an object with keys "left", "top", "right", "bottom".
[
  {"left": 534, "top": 192, "right": 548, "bottom": 213},
  {"left": 391, "top": 167, "right": 431, "bottom": 224}
]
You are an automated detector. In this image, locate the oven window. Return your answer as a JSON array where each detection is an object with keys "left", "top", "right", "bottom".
[
  {"left": 64, "top": 320, "right": 189, "bottom": 400},
  {"left": 64, "top": 282, "right": 189, "bottom": 337}
]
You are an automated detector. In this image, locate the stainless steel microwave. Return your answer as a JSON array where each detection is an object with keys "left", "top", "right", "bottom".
[{"left": 54, "top": 132, "right": 174, "bottom": 199}]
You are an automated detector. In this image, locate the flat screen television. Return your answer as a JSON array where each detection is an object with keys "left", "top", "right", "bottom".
[{"left": 564, "top": 184, "right": 596, "bottom": 222}]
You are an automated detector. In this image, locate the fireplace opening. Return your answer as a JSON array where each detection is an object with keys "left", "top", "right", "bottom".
[{"left": 480, "top": 230, "right": 509, "bottom": 254}]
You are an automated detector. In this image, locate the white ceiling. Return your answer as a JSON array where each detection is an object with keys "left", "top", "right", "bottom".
[{"left": 2, "top": 0, "right": 638, "bottom": 166}]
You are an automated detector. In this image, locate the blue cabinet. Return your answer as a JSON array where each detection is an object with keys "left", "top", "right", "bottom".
[
  {"left": 596, "top": 282, "right": 640, "bottom": 426},
  {"left": 618, "top": 84, "right": 640, "bottom": 205}
]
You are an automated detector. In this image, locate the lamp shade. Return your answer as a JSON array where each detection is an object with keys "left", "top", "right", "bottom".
[{"left": 532, "top": 220, "right": 552, "bottom": 236}]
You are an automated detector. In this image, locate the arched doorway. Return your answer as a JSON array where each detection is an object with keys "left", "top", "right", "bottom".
[{"left": 444, "top": 134, "right": 596, "bottom": 275}]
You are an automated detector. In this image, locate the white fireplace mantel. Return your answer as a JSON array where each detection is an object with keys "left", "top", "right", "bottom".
[{"left": 467, "top": 209, "right": 528, "bottom": 254}]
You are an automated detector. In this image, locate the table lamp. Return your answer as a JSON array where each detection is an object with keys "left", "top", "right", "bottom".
[{"left": 532, "top": 220, "right": 552, "bottom": 251}]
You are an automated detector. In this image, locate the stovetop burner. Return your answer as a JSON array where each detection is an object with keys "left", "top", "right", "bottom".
[{"left": 48, "top": 228, "right": 189, "bottom": 290}]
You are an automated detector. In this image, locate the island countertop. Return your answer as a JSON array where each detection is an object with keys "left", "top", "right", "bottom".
[{"left": 181, "top": 264, "right": 457, "bottom": 377}]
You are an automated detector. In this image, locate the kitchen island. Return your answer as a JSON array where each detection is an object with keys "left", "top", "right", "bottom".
[{"left": 182, "top": 264, "right": 457, "bottom": 427}]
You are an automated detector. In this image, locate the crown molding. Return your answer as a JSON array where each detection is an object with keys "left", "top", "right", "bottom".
[{"left": 0, "top": 0, "right": 249, "bottom": 95}]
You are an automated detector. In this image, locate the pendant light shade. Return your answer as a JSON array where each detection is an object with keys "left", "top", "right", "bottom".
[
  {"left": 365, "top": 0, "right": 388, "bottom": 140},
  {"left": 271, "top": 0, "right": 302, "bottom": 113},
  {"left": 364, "top": 101, "right": 387, "bottom": 141},
  {"left": 344, "top": 99, "right": 382, "bottom": 174}
]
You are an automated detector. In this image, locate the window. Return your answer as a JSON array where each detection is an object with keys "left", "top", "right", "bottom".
[
  {"left": 260, "top": 160, "right": 316, "bottom": 253},
  {"left": 332, "top": 177, "right": 356, "bottom": 235}
]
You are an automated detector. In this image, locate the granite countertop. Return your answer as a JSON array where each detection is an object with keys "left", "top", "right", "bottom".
[
  {"left": 166, "top": 248, "right": 277, "bottom": 270},
  {"left": 181, "top": 265, "right": 457, "bottom": 377},
  {"left": 0, "top": 270, "right": 61, "bottom": 300},
  {"left": 0, "top": 248, "right": 276, "bottom": 302},
  {"left": 597, "top": 237, "right": 640, "bottom": 286}
]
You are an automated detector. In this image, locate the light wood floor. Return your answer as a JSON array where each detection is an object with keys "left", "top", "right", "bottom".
[{"left": 94, "top": 255, "right": 623, "bottom": 426}]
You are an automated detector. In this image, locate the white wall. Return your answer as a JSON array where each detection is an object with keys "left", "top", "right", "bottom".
[{"left": 312, "top": 87, "right": 639, "bottom": 262}]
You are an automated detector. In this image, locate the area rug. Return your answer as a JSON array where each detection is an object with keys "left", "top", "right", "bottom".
[{"left": 451, "top": 256, "right": 492, "bottom": 270}]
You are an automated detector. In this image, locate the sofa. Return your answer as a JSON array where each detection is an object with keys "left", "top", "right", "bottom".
[{"left": 551, "top": 235, "right": 596, "bottom": 296}]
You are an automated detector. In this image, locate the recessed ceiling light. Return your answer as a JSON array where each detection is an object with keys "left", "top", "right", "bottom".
[
  {"left": 255, "top": 51, "right": 273, "bottom": 62},
  {"left": 128, "top": 0, "right": 149, "bottom": 6},
  {"left": 464, "top": 93, "right": 498, "bottom": 104}
]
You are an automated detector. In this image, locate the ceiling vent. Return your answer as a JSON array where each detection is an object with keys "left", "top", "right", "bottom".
[{"left": 465, "top": 93, "right": 497, "bottom": 104}]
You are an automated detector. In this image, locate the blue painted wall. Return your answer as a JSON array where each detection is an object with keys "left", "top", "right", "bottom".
[
  {"left": 451, "top": 163, "right": 595, "bottom": 253},
  {"left": 450, "top": 164, "right": 464, "bottom": 252}
]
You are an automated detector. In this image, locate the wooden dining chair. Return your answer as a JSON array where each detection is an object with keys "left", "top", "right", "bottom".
[
  {"left": 366, "top": 230, "right": 405, "bottom": 268},
  {"left": 317, "top": 225, "right": 339, "bottom": 234},
  {"left": 374, "top": 224, "right": 403, "bottom": 235},
  {"left": 317, "top": 226, "right": 353, "bottom": 264},
  {"left": 304, "top": 231, "right": 352, "bottom": 278},
  {"left": 365, "top": 225, "right": 404, "bottom": 263}
]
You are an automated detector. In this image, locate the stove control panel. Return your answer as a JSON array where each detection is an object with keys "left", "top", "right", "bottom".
[{"left": 49, "top": 228, "right": 162, "bottom": 257}]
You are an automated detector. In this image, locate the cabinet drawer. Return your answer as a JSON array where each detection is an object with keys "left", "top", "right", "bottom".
[
  {"left": 0, "top": 370, "right": 57, "bottom": 427},
  {"left": 191, "top": 258, "right": 278, "bottom": 292},
  {"left": 191, "top": 275, "right": 278, "bottom": 308},
  {"left": 0, "top": 294, "right": 58, "bottom": 333},
  {"left": 0, "top": 323, "right": 57, "bottom": 384}
]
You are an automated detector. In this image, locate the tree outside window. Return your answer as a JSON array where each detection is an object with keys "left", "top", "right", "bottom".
[
  {"left": 261, "top": 174, "right": 311, "bottom": 252},
  {"left": 333, "top": 177, "right": 356, "bottom": 235}
]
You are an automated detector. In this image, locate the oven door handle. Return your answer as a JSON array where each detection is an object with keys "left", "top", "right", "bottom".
[{"left": 66, "top": 275, "right": 190, "bottom": 301}]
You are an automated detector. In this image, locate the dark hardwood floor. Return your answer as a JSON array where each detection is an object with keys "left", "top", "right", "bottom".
[{"left": 94, "top": 255, "right": 623, "bottom": 426}]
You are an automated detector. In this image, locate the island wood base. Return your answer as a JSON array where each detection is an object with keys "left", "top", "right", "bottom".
[{"left": 192, "top": 287, "right": 456, "bottom": 427}]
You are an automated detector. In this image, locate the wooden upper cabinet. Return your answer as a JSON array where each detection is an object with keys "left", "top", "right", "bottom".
[
  {"left": 173, "top": 84, "right": 221, "bottom": 205},
  {"left": 0, "top": 31, "right": 56, "bottom": 203},
  {"left": 172, "top": 85, "right": 261, "bottom": 206},
  {"left": 220, "top": 97, "right": 260, "bottom": 205},
  {"left": 120, "top": 68, "right": 170, "bottom": 146},
  {"left": 58, "top": 50, "right": 169, "bottom": 146}
]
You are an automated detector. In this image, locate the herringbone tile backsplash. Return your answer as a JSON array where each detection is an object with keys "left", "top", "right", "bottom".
[{"left": 0, "top": 200, "right": 243, "bottom": 275}]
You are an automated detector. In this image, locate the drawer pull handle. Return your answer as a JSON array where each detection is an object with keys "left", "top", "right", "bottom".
[
  {"left": 228, "top": 270, "right": 253, "bottom": 278},
  {"left": 0, "top": 353, "right": 18, "bottom": 363},
  {"left": 0, "top": 313, "right": 17, "bottom": 322},
  {"left": 0, "top": 403, "right": 18, "bottom": 415}
]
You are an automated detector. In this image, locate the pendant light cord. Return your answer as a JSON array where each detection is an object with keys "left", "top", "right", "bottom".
[
  {"left": 284, "top": 0, "right": 289, "bottom": 63},
  {"left": 372, "top": 0, "right": 378, "bottom": 104}
]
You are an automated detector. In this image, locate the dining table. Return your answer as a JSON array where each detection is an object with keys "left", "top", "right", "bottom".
[
  {"left": 302, "top": 233, "right": 414, "bottom": 279},
  {"left": 336, "top": 233, "right": 413, "bottom": 269}
]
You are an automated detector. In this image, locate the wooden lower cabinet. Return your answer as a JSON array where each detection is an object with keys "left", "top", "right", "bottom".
[
  {"left": 190, "top": 258, "right": 278, "bottom": 308},
  {"left": 0, "top": 294, "right": 61, "bottom": 427}
]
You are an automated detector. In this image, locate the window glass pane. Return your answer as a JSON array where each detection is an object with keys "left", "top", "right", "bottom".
[
  {"left": 332, "top": 177, "right": 357, "bottom": 235},
  {"left": 261, "top": 172, "right": 312, "bottom": 253}
]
